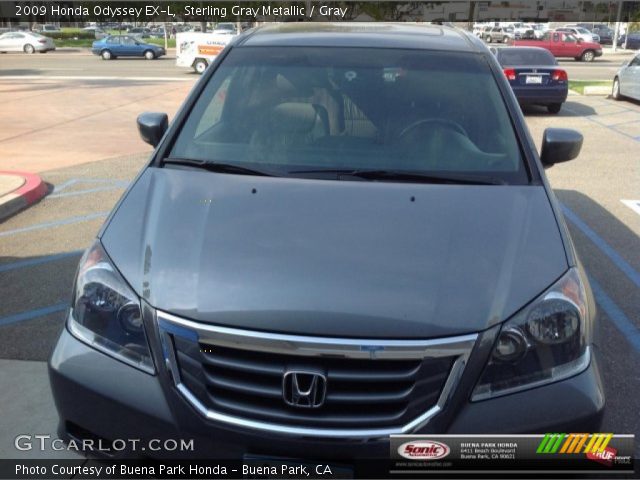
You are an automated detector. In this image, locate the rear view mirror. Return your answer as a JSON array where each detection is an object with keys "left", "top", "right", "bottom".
[
  {"left": 137, "top": 112, "right": 168, "bottom": 147},
  {"left": 540, "top": 128, "right": 583, "bottom": 167}
]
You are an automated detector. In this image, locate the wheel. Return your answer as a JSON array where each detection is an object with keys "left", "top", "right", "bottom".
[
  {"left": 193, "top": 59, "right": 208, "bottom": 74},
  {"left": 484, "top": 35, "right": 492, "bottom": 43},
  {"left": 547, "top": 103, "right": 562, "bottom": 114},
  {"left": 144, "top": 50, "right": 155, "bottom": 60},
  {"left": 503, "top": 36, "right": 510, "bottom": 43},
  {"left": 581, "top": 50, "right": 595, "bottom": 62},
  {"left": 612, "top": 77, "right": 622, "bottom": 100},
  {"left": 23, "top": 44, "right": 35, "bottom": 54},
  {"left": 101, "top": 49, "right": 112, "bottom": 60}
]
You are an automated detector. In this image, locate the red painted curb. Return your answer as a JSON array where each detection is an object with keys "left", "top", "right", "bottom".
[
  {"left": 0, "top": 171, "right": 47, "bottom": 220},
  {"left": 9, "top": 171, "right": 47, "bottom": 205}
]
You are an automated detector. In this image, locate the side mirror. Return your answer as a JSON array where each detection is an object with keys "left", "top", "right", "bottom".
[
  {"left": 540, "top": 128, "right": 583, "bottom": 167},
  {"left": 137, "top": 112, "right": 168, "bottom": 147}
]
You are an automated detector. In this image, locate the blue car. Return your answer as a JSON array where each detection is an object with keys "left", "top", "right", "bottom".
[
  {"left": 495, "top": 47, "right": 568, "bottom": 114},
  {"left": 617, "top": 33, "right": 640, "bottom": 50},
  {"left": 91, "top": 35, "right": 165, "bottom": 60}
]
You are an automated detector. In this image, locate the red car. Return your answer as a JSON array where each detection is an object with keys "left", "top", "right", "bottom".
[{"left": 511, "top": 30, "right": 602, "bottom": 62}]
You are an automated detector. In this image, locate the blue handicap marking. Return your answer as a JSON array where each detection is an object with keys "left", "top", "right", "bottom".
[{"left": 49, "top": 177, "right": 130, "bottom": 199}]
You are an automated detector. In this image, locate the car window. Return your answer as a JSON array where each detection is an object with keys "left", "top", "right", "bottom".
[
  {"left": 171, "top": 47, "right": 526, "bottom": 184},
  {"left": 122, "top": 37, "right": 137, "bottom": 45},
  {"left": 629, "top": 57, "right": 640, "bottom": 67},
  {"left": 498, "top": 49, "right": 556, "bottom": 66},
  {"left": 106, "top": 37, "right": 120, "bottom": 44},
  {"left": 562, "top": 33, "right": 577, "bottom": 43}
]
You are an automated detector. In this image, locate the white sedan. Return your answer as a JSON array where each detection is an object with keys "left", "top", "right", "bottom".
[
  {"left": 0, "top": 31, "right": 56, "bottom": 53},
  {"left": 612, "top": 53, "right": 640, "bottom": 102}
]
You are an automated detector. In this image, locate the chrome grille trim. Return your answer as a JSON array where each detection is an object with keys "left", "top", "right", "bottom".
[{"left": 157, "top": 310, "right": 477, "bottom": 439}]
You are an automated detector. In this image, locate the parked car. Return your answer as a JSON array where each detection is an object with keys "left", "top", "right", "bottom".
[
  {"left": 512, "top": 31, "right": 602, "bottom": 61},
  {"left": 35, "top": 24, "right": 61, "bottom": 34},
  {"left": 593, "top": 27, "right": 615, "bottom": 45},
  {"left": 91, "top": 35, "right": 165, "bottom": 60},
  {"left": 49, "top": 23, "right": 602, "bottom": 460},
  {"left": 496, "top": 47, "right": 568, "bottom": 113},
  {"left": 212, "top": 22, "right": 237, "bottom": 35},
  {"left": 0, "top": 31, "right": 55, "bottom": 53},
  {"left": 558, "top": 26, "right": 599, "bottom": 43},
  {"left": 82, "top": 26, "right": 107, "bottom": 40},
  {"left": 618, "top": 33, "right": 640, "bottom": 50},
  {"left": 531, "top": 24, "right": 548, "bottom": 39},
  {"left": 484, "top": 26, "right": 514, "bottom": 43},
  {"left": 127, "top": 27, "right": 151, "bottom": 39},
  {"left": 612, "top": 53, "right": 640, "bottom": 101}
]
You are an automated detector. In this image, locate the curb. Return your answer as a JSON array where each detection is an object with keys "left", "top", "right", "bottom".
[
  {"left": 583, "top": 85, "right": 613, "bottom": 96},
  {"left": 0, "top": 171, "right": 48, "bottom": 222}
]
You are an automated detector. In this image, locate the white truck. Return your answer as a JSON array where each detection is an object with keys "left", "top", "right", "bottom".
[{"left": 176, "top": 32, "right": 235, "bottom": 74}]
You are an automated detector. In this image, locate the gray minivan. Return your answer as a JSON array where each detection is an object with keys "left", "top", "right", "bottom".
[{"left": 49, "top": 23, "right": 604, "bottom": 460}]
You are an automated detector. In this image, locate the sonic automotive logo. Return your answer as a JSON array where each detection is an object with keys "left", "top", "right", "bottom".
[{"left": 398, "top": 440, "right": 451, "bottom": 460}]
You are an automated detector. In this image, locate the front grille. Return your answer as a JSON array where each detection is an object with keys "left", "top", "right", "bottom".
[
  {"left": 158, "top": 311, "right": 477, "bottom": 437},
  {"left": 173, "top": 336, "right": 454, "bottom": 429}
]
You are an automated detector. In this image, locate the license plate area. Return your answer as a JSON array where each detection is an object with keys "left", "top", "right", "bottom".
[{"left": 526, "top": 75, "right": 543, "bottom": 84}]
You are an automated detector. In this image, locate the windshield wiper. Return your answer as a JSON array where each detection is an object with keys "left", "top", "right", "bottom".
[
  {"left": 289, "top": 168, "right": 505, "bottom": 185},
  {"left": 163, "top": 158, "right": 275, "bottom": 177}
]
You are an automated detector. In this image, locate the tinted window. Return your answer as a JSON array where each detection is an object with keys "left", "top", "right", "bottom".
[
  {"left": 498, "top": 49, "right": 556, "bottom": 66},
  {"left": 172, "top": 47, "right": 526, "bottom": 183}
]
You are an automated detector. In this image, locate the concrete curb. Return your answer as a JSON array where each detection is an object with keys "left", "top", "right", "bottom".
[
  {"left": 583, "top": 85, "right": 613, "bottom": 96},
  {"left": 0, "top": 171, "right": 48, "bottom": 222}
]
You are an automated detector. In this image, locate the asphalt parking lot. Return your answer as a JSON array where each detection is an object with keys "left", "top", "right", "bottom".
[{"left": 0, "top": 51, "right": 639, "bottom": 459}]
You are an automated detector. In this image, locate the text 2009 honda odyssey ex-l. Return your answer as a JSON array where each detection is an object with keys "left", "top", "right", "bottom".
[{"left": 49, "top": 23, "right": 604, "bottom": 459}]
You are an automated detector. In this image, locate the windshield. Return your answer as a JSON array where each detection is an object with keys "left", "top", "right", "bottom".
[
  {"left": 497, "top": 49, "right": 556, "bottom": 66},
  {"left": 171, "top": 47, "right": 526, "bottom": 184}
]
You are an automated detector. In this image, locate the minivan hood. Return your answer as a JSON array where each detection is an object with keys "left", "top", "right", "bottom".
[{"left": 101, "top": 168, "right": 567, "bottom": 338}]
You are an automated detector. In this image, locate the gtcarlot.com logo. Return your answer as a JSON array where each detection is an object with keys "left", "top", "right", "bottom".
[{"left": 398, "top": 441, "right": 451, "bottom": 460}]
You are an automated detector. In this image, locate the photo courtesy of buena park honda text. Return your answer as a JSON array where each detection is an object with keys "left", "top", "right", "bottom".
[{"left": 0, "top": 0, "right": 640, "bottom": 478}]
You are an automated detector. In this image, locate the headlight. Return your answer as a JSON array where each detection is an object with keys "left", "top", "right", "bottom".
[
  {"left": 68, "top": 241, "right": 155, "bottom": 374},
  {"left": 472, "top": 268, "right": 590, "bottom": 401}
]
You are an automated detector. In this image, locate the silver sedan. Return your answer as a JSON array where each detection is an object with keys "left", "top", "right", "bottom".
[
  {"left": 0, "top": 31, "right": 56, "bottom": 53},
  {"left": 612, "top": 53, "right": 640, "bottom": 101}
]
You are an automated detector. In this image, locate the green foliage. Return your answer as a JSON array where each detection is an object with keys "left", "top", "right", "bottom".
[{"left": 42, "top": 31, "right": 95, "bottom": 40}]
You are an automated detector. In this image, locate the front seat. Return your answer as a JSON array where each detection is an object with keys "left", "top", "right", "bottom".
[{"left": 248, "top": 102, "right": 329, "bottom": 164}]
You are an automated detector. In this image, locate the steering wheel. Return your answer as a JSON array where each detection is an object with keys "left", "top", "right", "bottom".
[{"left": 398, "top": 118, "right": 469, "bottom": 140}]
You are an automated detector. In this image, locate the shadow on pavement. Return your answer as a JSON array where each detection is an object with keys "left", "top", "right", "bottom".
[{"left": 521, "top": 101, "right": 597, "bottom": 117}]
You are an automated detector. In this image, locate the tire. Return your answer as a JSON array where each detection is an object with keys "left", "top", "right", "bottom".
[
  {"left": 193, "top": 59, "right": 208, "bottom": 74},
  {"left": 581, "top": 50, "right": 595, "bottom": 62},
  {"left": 612, "top": 77, "right": 622, "bottom": 100},
  {"left": 503, "top": 36, "right": 510, "bottom": 43},
  {"left": 101, "top": 50, "right": 112, "bottom": 60},
  {"left": 547, "top": 103, "right": 562, "bottom": 114},
  {"left": 485, "top": 35, "right": 492, "bottom": 43},
  {"left": 144, "top": 50, "right": 155, "bottom": 60},
  {"left": 23, "top": 44, "right": 35, "bottom": 54}
]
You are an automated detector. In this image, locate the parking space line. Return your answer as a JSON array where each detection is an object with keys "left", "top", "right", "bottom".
[
  {"left": 0, "top": 303, "right": 67, "bottom": 327},
  {"left": 0, "top": 211, "right": 109, "bottom": 238},
  {"left": 0, "top": 250, "right": 83, "bottom": 273},
  {"left": 562, "top": 104, "right": 640, "bottom": 143},
  {"left": 49, "top": 185, "right": 126, "bottom": 199},
  {"left": 561, "top": 204, "right": 640, "bottom": 289},
  {"left": 589, "top": 276, "right": 640, "bottom": 353}
]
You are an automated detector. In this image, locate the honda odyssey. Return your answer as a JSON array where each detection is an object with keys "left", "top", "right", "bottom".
[{"left": 49, "top": 23, "right": 604, "bottom": 460}]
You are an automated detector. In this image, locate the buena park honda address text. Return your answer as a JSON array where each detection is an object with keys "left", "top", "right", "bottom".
[{"left": 15, "top": 464, "right": 336, "bottom": 477}]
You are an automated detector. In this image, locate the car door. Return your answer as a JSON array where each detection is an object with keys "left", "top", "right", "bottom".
[
  {"left": 0, "top": 33, "right": 13, "bottom": 51},
  {"left": 120, "top": 36, "right": 141, "bottom": 56},
  {"left": 624, "top": 55, "right": 640, "bottom": 100}
]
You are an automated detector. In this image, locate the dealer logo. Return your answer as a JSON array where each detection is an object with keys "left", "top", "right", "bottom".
[{"left": 398, "top": 441, "right": 451, "bottom": 460}]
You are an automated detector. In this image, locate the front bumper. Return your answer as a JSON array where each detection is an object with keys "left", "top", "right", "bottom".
[
  {"left": 49, "top": 323, "right": 605, "bottom": 460},
  {"left": 512, "top": 85, "right": 569, "bottom": 105}
]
